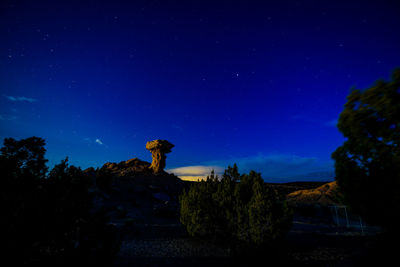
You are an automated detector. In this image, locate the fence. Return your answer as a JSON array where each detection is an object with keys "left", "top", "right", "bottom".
[{"left": 329, "top": 205, "right": 366, "bottom": 234}]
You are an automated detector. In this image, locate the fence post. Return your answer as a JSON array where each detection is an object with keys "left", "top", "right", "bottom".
[
  {"left": 359, "top": 217, "right": 364, "bottom": 235},
  {"left": 344, "top": 206, "right": 349, "bottom": 228},
  {"left": 334, "top": 205, "right": 339, "bottom": 225}
]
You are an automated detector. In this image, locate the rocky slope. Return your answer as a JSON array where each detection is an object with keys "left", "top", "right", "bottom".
[{"left": 286, "top": 181, "right": 343, "bottom": 206}]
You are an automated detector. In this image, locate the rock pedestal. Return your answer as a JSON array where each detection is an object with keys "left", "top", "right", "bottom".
[{"left": 146, "top": 140, "right": 174, "bottom": 174}]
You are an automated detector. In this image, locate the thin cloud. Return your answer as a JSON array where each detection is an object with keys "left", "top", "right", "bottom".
[
  {"left": 5, "top": 95, "right": 37, "bottom": 102},
  {"left": 84, "top": 137, "right": 106, "bottom": 147},
  {"left": 0, "top": 114, "right": 17, "bottom": 120},
  {"left": 166, "top": 165, "right": 224, "bottom": 181}
]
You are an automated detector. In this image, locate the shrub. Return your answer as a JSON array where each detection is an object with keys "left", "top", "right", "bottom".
[{"left": 179, "top": 164, "right": 292, "bottom": 249}]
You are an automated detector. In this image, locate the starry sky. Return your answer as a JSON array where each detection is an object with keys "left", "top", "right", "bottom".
[{"left": 1, "top": 0, "right": 400, "bottom": 182}]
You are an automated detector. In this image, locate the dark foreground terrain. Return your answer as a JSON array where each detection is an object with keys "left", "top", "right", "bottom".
[{"left": 92, "top": 176, "right": 383, "bottom": 266}]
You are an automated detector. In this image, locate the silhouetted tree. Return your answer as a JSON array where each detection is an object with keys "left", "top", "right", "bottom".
[
  {"left": 0, "top": 137, "right": 49, "bottom": 263},
  {"left": 0, "top": 137, "right": 120, "bottom": 266},
  {"left": 0, "top": 136, "right": 47, "bottom": 180},
  {"left": 332, "top": 68, "right": 400, "bottom": 232}
]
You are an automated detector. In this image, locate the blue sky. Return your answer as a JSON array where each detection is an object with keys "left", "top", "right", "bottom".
[{"left": 1, "top": 0, "right": 399, "bottom": 181}]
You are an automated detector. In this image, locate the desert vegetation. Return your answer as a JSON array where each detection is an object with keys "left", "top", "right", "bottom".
[
  {"left": 179, "top": 165, "right": 292, "bottom": 253},
  {"left": 0, "top": 137, "right": 120, "bottom": 266}
]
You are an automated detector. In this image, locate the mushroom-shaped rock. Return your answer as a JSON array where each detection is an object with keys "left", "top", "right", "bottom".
[{"left": 146, "top": 140, "right": 174, "bottom": 174}]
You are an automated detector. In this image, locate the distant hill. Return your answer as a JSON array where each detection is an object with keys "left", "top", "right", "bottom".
[
  {"left": 286, "top": 181, "right": 343, "bottom": 206},
  {"left": 267, "top": 181, "right": 329, "bottom": 196}
]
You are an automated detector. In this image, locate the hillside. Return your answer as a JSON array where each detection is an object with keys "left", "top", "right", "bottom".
[{"left": 286, "top": 181, "right": 343, "bottom": 206}]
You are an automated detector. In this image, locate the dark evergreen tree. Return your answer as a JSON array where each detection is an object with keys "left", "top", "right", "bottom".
[{"left": 332, "top": 68, "right": 400, "bottom": 232}]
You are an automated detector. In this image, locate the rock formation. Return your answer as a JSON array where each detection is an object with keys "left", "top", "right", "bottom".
[
  {"left": 102, "top": 158, "right": 151, "bottom": 176},
  {"left": 146, "top": 140, "right": 174, "bottom": 174}
]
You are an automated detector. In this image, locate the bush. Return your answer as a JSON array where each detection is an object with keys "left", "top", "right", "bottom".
[{"left": 179, "top": 164, "right": 292, "bottom": 250}]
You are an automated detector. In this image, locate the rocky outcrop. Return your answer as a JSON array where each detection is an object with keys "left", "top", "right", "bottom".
[
  {"left": 146, "top": 140, "right": 174, "bottom": 174},
  {"left": 102, "top": 158, "right": 151, "bottom": 177}
]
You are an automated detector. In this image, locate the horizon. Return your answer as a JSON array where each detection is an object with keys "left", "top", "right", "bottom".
[{"left": 1, "top": 0, "right": 400, "bottom": 182}]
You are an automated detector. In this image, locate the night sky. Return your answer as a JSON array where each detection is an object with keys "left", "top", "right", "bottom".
[{"left": 1, "top": 0, "right": 400, "bottom": 181}]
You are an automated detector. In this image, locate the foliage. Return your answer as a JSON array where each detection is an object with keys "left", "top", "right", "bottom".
[
  {"left": 332, "top": 68, "right": 400, "bottom": 232},
  {"left": 0, "top": 137, "right": 120, "bottom": 266},
  {"left": 179, "top": 164, "right": 292, "bottom": 249},
  {"left": 0, "top": 136, "right": 48, "bottom": 180}
]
